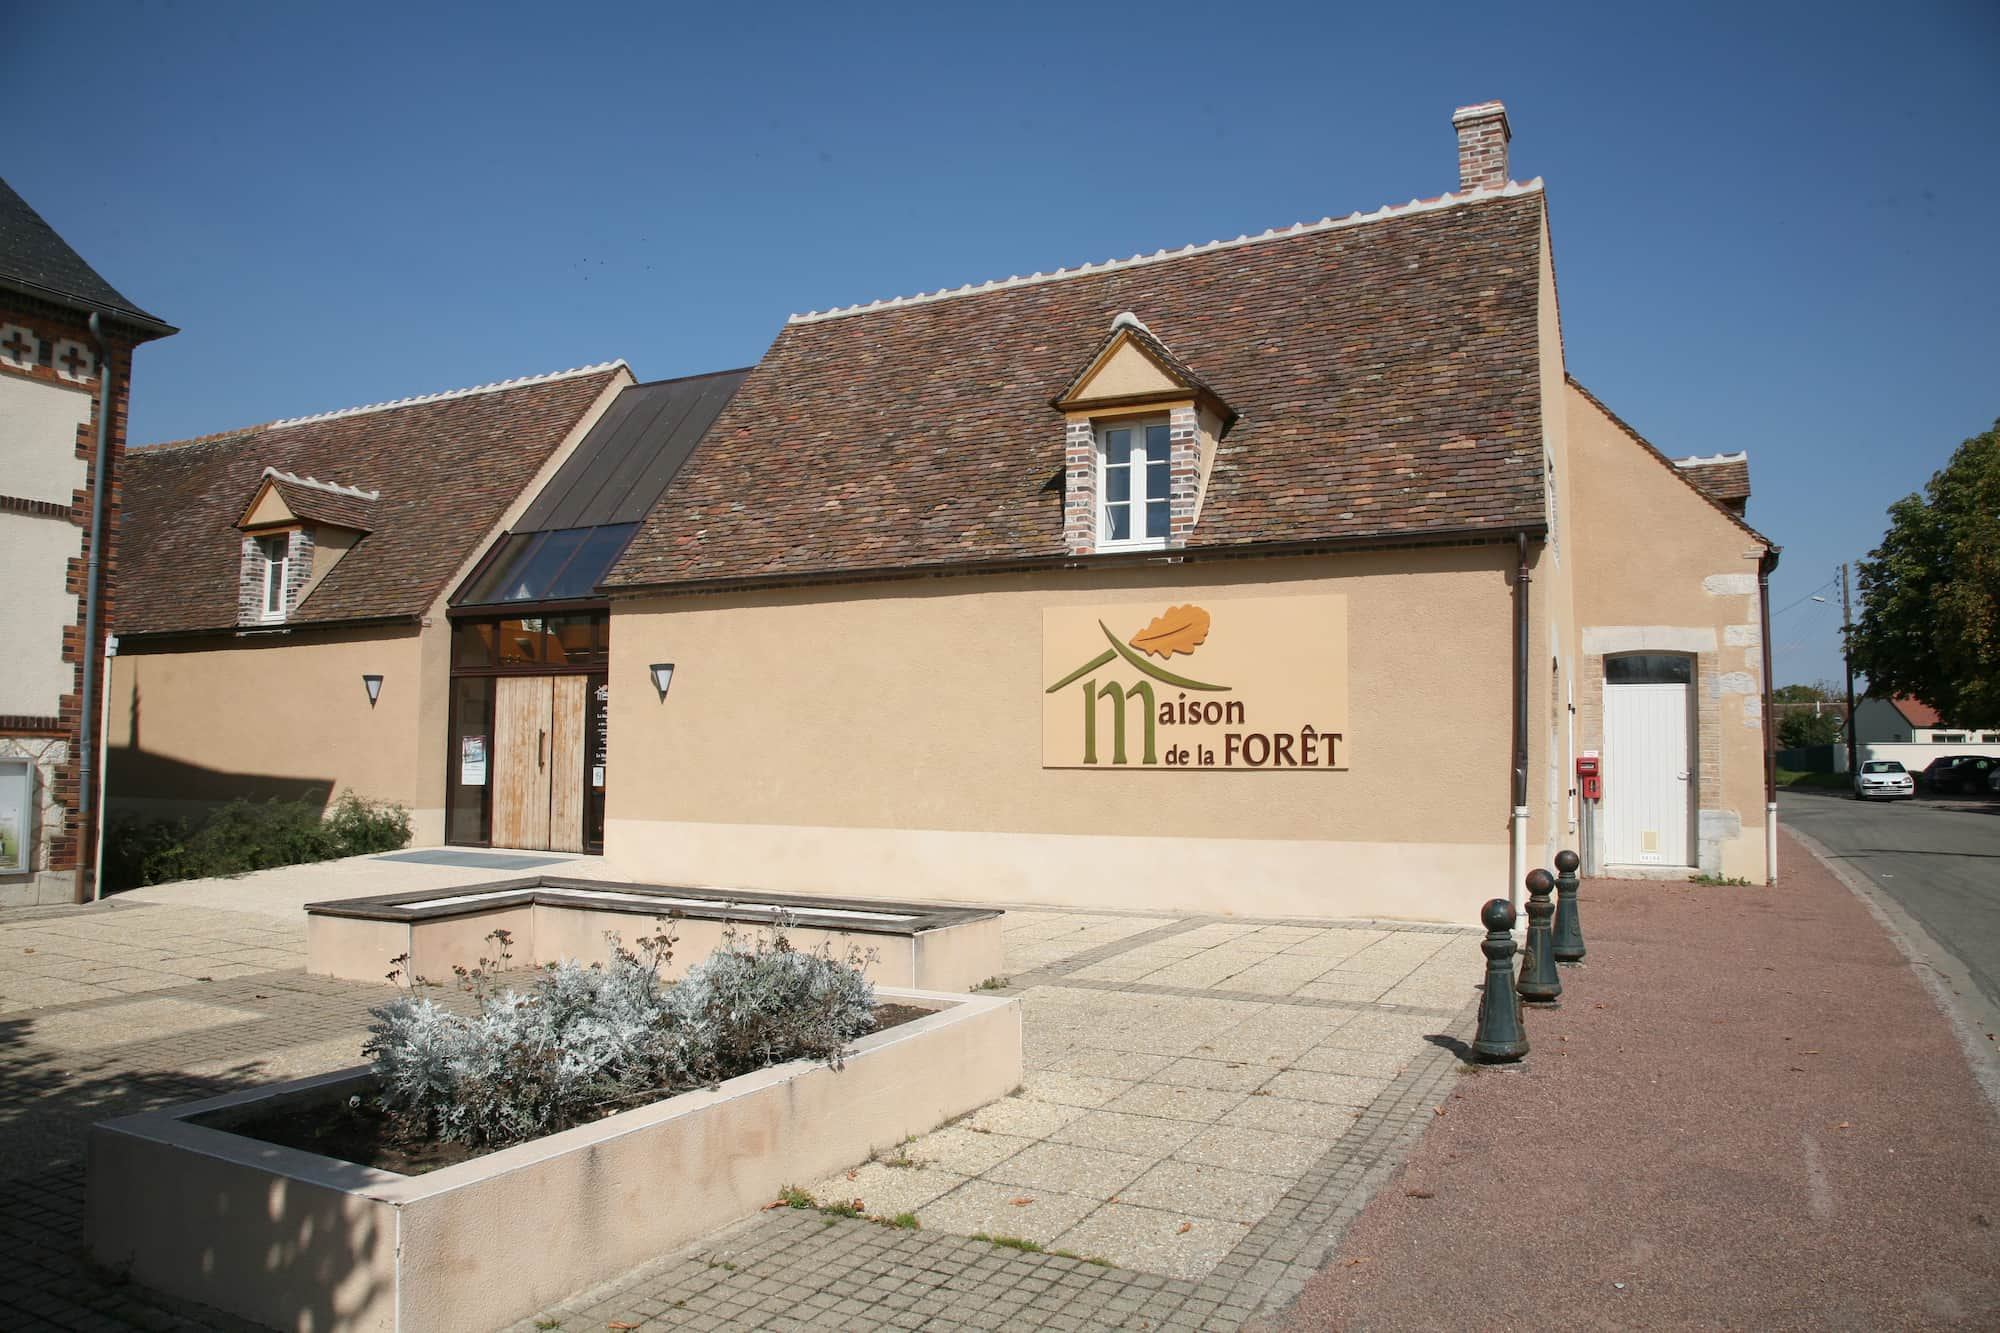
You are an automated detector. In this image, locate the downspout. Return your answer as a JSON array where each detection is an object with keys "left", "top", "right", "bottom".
[
  {"left": 80, "top": 313, "right": 115, "bottom": 901},
  {"left": 1510, "top": 530, "right": 1532, "bottom": 913},
  {"left": 1759, "top": 549, "right": 1779, "bottom": 885}
]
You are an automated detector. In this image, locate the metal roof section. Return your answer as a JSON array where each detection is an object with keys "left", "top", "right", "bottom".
[
  {"left": 452, "top": 368, "right": 750, "bottom": 608},
  {"left": 0, "top": 176, "right": 175, "bottom": 335},
  {"left": 513, "top": 369, "right": 751, "bottom": 533}
]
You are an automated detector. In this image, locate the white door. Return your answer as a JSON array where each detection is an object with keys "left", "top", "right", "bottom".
[{"left": 1604, "top": 680, "right": 1692, "bottom": 864}]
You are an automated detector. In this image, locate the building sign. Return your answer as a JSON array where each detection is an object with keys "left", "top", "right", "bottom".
[
  {"left": 1042, "top": 595, "right": 1347, "bottom": 769},
  {"left": 460, "top": 736, "right": 487, "bottom": 787},
  {"left": 0, "top": 759, "right": 30, "bottom": 873}
]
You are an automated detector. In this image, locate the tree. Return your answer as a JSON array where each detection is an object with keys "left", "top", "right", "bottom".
[
  {"left": 1773, "top": 682, "right": 1843, "bottom": 749},
  {"left": 1849, "top": 420, "right": 2000, "bottom": 727}
]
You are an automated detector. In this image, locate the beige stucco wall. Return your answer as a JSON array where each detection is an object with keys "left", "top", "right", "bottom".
[
  {"left": 1566, "top": 382, "right": 1771, "bottom": 881},
  {"left": 1531, "top": 211, "right": 1580, "bottom": 878},
  {"left": 106, "top": 624, "right": 437, "bottom": 835},
  {"left": 0, "top": 512, "right": 84, "bottom": 717},
  {"left": 0, "top": 371, "right": 90, "bottom": 505},
  {"left": 605, "top": 548, "right": 1521, "bottom": 923}
]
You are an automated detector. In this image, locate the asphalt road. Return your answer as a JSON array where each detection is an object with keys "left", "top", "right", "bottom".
[{"left": 1781, "top": 787, "right": 2000, "bottom": 1012}]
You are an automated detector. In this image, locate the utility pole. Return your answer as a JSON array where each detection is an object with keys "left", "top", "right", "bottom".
[{"left": 1841, "top": 563, "right": 1858, "bottom": 776}]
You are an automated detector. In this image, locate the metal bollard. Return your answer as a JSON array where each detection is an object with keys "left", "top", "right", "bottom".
[
  {"left": 1471, "top": 898, "right": 1529, "bottom": 1062},
  {"left": 1517, "top": 869, "right": 1562, "bottom": 1003},
  {"left": 1552, "top": 848, "right": 1586, "bottom": 963}
]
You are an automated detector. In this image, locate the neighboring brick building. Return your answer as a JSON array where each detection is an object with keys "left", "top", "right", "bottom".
[{"left": 0, "top": 178, "right": 175, "bottom": 905}]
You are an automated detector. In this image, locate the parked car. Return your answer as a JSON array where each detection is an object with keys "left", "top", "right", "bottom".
[
  {"left": 1854, "top": 760, "right": 1915, "bottom": 801},
  {"left": 1918, "top": 754, "right": 2000, "bottom": 794}
]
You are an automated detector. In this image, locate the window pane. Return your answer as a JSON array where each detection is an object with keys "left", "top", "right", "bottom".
[
  {"left": 457, "top": 532, "right": 541, "bottom": 605},
  {"left": 1104, "top": 427, "right": 1133, "bottom": 460},
  {"left": 451, "top": 621, "right": 498, "bottom": 669},
  {"left": 1104, "top": 504, "right": 1130, "bottom": 541},
  {"left": 448, "top": 676, "right": 494, "bottom": 845},
  {"left": 1605, "top": 654, "right": 1692, "bottom": 685},
  {"left": 1146, "top": 501, "right": 1170, "bottom": 540},
  {"left": 496, "top": 617, "right": 549, "bottom": 667},
  {"left": 1105, "top": 466, "right": 1130, "bottom": 502},
  {"left": 505, "top": 528, "right": 588, "bottom": 600},
  {"left": 1145, "top": 425, "right": 1170, "bottom": 463},
  {"left": 1146, "top": 460, "right": 1170, "bottom": 499},
  {"left": 546, "top": 614, "right": 608, "bottom": 668},
  {"left": 543, "top": 524, "right": 636, "bottom": 601}
]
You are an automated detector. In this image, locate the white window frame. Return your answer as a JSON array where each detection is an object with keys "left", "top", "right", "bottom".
[
  {"left": 1095, "top": 416, "right": 1172, "bottom": 552},
  {"left": 258, "top": 533, "right": 289, "bottom": 621}
]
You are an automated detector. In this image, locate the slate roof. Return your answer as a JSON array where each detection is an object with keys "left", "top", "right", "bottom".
[
  {"left": 117, "top": 365, "right": 626, "bottom": 636},
  {"left": 1673, "top": 452, "right": 1751, "bottom": 505},
  {"left": 606, "top": 187, "right": 1551, "bottom": 591},
  {"left": 0, "top": 176, "right": 174, "bottom": 335}
]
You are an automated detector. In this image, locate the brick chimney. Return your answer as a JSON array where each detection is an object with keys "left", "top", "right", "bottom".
[{"left": 1452, "top": 101, "right": 1511, "bottom": 192}]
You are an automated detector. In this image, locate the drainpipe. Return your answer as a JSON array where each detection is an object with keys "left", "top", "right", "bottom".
[
  {"left": 1759, "top": 549, "right": 1779, "bottom": 885},
  {"left": 80, "top": 313, "right": 115, "bottom": 901},
  {"left": 1510, "top": 531, "right": 1532, "bottom": 913}
]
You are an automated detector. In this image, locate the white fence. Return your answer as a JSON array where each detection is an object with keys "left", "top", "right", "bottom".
[{"left": 1853, "top": 741, "right": 2000, "bottom": 774}]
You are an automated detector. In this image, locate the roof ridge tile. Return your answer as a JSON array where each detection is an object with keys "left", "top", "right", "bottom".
[
  {"left": 787, "top": 180, "right": 1545, "bottom": 324},
  {"left": 265, "top": 361, "right": 626, "bottom": 430}
]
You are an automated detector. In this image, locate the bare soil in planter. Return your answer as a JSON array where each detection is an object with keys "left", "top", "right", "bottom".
[{"left": 199, "top": 1002, "right": 937, "bottom": 1176}]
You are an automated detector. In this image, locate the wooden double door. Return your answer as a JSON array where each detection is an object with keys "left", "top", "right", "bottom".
[{"left": 491, "top": 675, "right": 589, "bottom": 852}]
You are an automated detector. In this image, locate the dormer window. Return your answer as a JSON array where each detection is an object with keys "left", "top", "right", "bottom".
[
  {"left": 1053, "top": 312, "right": 1236, "bottom": 558},
  {"left": 256, "top": 534, "right": 289, "bottom": 620},
  {"left": 233, "top": 467, "right": 377, "bottom": 626},
  {"left": 1098, "top": 417, "right": 1172, "bottom": 549}
]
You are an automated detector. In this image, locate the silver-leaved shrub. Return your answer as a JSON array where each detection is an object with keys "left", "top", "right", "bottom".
[{"left": 364, "top": 923, "right": 876, "bottom": 1151}]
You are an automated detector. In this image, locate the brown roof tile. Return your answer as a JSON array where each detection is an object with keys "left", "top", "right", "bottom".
[
  {"left": 607, "top": 189, "right": 1551, "bottom": 589},
  {"left": 1673, "top": 453, "right": 1752, "bottom": 503},
  {"left": 118, "top": 366, "right": 624, "bottom": 635},
  {"left": 262, "top": 475, "right": 377, "bottom": 533}
]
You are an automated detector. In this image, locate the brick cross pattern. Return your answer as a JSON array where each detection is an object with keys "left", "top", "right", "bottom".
[
  {"left": 0, "top": 327, "right": 34, "bottom": 366},
  {"left": 57, "top": 342, "right": 93, "bottom": 379}
]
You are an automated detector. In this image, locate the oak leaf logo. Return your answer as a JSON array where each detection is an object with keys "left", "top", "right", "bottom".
[{"left": 1129, "top": 604, "right": 1211, "bottom": 659}]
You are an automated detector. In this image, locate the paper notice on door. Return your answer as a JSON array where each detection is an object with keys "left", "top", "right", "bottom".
[
  {"left": 461, "top": 736, "right": 488, "bottom": 786},
  {"left": 592, "top": 766, "right": 605, "bottom": 788}
]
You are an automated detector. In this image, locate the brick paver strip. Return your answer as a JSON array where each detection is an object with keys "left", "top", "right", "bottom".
[
  {"left": 1278, "top": 828, "right": 2000, "bottom": 1330},
  {"left": 0, "top": 894, "right": 1480, "bottom": 1331}
]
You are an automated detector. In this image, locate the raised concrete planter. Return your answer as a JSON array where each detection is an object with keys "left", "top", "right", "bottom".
[
  {"left": 305, "top": 877, "right": 1004, "bottom": 993},
  {"left": 88, "top": 988, "right": 1022, "bottom": 1333}
]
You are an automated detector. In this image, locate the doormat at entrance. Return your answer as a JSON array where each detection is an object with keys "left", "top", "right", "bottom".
[{"left": 373, "top": 850, "right": 576, "bottom": 870}]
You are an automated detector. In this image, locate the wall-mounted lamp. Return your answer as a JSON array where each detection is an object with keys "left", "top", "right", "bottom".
[
  {"left": 362, "top": 673, "right": 383, "bottom": 707},
  {"left": 649, "top": 662, "right": 676, "bottom": 699}
]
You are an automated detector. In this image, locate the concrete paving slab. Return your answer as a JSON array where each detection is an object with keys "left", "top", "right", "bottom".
[
  {"left": 985, "top": 1141, "right": 1156, "bottom": 1201},
  {"left": 919, "top": 1180, "right": 1101, "bottom": 1244},
  {"left": 1052, "top": 1203, "right": 1241, "bottom": 1280},
  {"left": 1118, "top": 1159, "right": 1294, "bottom": 1222},
  {"left": 1048, "top": 1110, "right": 1207, "bottom": 1158}
]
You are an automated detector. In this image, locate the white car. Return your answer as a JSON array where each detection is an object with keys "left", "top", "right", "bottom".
[{"left": 1854, "top": 760, "right": 1915, "bottom": 801}]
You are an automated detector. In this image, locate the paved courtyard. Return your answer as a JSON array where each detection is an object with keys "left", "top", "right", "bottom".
[{"left": 0, "top": 852, "right": 1481, "bottom": 1331}]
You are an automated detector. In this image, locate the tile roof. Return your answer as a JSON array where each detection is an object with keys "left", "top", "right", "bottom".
[
  {"left": 0, "top": 176, "right": 173, "bottom": 334},
  {"left": 265, "top": 473, "right": 378, "bottom": 533},
  {"left": 1892, "top": 695, "right": 1943, "bottom": 729},
  {"left": 607, "top": 186, "right": 1552, "bottom": 591},
  {"left": 1673, "top": 451, "right": 1751, "bottom": 503},
  {"left": 117, "top": 364, "right": 626, "bottom": 635}
]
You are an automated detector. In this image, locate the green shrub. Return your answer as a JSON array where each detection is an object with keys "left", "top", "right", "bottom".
[{"left": 104, "top": 790, "right": 410, "bottom": 889}]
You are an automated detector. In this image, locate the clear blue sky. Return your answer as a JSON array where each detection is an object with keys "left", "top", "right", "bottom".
[{"left": 7, "top": 1, "right": 1995, "bottom": 688}]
